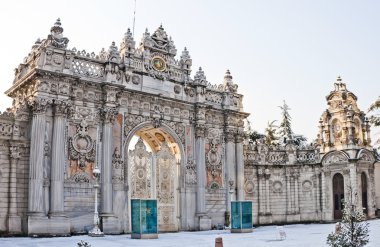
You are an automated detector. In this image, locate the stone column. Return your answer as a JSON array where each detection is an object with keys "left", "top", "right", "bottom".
[
  {"left": 313, "top": 169, "right": 321, "bottom": 217},
  {"left": 343, "top": 163, "right": 362, "bottom": 207},
  {"left": 100, "top": 107, "right": 118, "bottom": 215},
  {"left": 195, "top": 124, "right": 206, "bottom": 215},
  {"left": 235, "top": 131, "right": 245, "bottom": 201},
  {"left": 224, "top": 129, "right": 235, "bottom": 211},
  {"left": 28, "top": 99, "right": 49, "bottom": 216},
  {"left": 49, "top": 101, "right": 69, "bottom": 216},
  {"left": 294, "top": 172, "right": 300, "bottom": 213},
  {"left": 286, "top": 170, "right": 292, "bottom": 214},
  {"left": 257, "top": 169, "right": 264, "bottom": 215},
  {"left": 367, "top": 168, "right": 376, "bottom": 218},
  {"left": 7, "top": 144, "right": 22, "bottom": 233},
  {"left": 264, "top": 170, "right": 271, "bottom": 214}
]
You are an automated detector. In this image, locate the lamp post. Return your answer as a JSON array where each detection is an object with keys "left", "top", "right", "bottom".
[
  {"left": 225, "top": 179, "right": 234, "bottom": 228},
  {"left": 89, "top": 166, "right": 104, "bottom": 237}
]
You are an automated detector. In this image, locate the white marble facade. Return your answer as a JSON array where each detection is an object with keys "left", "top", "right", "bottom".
[{"left": 0, "top": 19, "right": 378, "bottom": 236}]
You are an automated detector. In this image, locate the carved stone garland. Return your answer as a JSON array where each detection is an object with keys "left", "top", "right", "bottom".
[
  {"left": 112, "top": 147, "right": 124, "bottom": 183},
  {"left": 185, "top": 159, "right": 197, "bottom": 185},
  {"left": 206, "top": 138, "right": 222, "bottom": 188}
]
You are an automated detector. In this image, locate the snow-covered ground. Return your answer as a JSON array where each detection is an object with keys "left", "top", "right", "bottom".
[{"left": 1, "top": 219, "right": 380, "bottom": 247}]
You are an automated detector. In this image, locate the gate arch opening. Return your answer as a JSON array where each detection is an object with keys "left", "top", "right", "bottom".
[
  {"left": 333, "top": 173, "right": 345, "bottom": 220},
  {"left": 361, "top": 172, "right": 368, "bottom": 216},
  {"left": 125, "top": 122, "right": 184, "bottom": 232}
]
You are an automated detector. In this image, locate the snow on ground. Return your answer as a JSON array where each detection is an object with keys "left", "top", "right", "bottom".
[{"left": 1, "top": 219, "right": 380, "bottom": 247}]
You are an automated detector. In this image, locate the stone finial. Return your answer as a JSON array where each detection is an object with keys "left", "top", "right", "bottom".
[
  {"left": 223, "top": 69, "right": 238, "bottom": 93},
  {"left": 48, "top": 18, "right": 69, "bottom": 48},
  {"left": 180, "top": 47, "right": 192, "bottom": 73},
  {"left": 194, "top": 67, "right": 207, "bottom": 85},
  {"left": 107, "top": 41, "right": 120, "bottom": 62},
  {"left": 124, "top": 28, "right": 133, "bottom": 40},
  {"left": 51, "top": 18, "right": 63, "bottom": 36},
  {"left": 181, "top": 47, "right": 191, "bottom": 60},
  {"left": 334, "top": 76, "right": 347, "bottom": 91},
  {"left": 120, "top": 28, "right": 136, "bottom": 57}
]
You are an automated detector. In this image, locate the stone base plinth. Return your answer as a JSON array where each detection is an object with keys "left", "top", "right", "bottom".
[
  {"left": 258, "top": 214, "right": 272, "bottom": 225},
  {"left": 131, "top": 233, "right": 158, "bottom": 239},
  {"left": 27, "top": 216, "right": 70, "bottom": 236},
  {"left": 101, "top": 215, "right": 122, "bottom": 234},
  {"left": 7, "top": 215, "right": 22, "bottom": 234},
  {"left": 199, "top": 218, "right": 212, "bottom": 231},
  {"left": 231, "top": 228, "right": 253, "bottom": 233},
  {"left": 286, "top": 214, "right": 300, "bottom": 223}
]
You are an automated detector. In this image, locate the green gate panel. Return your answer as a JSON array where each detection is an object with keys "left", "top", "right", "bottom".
[
  {"left": 131, "top": 199, "right": 158, "bottom": 238},
  {"left": 231, "top": 201, "right": 253, "bottom": 233}
]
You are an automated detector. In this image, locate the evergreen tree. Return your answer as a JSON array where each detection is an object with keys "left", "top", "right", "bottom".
[
  {"left": 326, "top": 188, "right": 369, "bottom": 247},
  {"left": 265, "top": 120, "right": 278, "bottom": 145},
  {"left": 278, "top": 100, "right": 293, "bottom": 141},
  {"left": 368, "top": 96, "right": 380, "bottom": 147},
  {"left": 245, "top": 119, "right": 265, "bottom": 143}
]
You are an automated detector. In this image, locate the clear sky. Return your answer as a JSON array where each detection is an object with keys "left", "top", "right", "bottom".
[{"left": 1, "top": 0, "right": 379, "bottom": 141}]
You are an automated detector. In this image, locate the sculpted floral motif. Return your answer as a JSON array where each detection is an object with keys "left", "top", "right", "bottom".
[
  {"left": 186, "top": 159, "right": 197, "bottom": 185},
  {"left": 206, "top": 138, "right": 222, "bottom": 181},
  {"left": 112, "top": 147, "right": 124, "bottom": 183},
  {"left": 129, "top": 138, "right": 152, "bottom": 199}
]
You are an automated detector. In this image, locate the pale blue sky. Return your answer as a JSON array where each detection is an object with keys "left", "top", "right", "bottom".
[{"left": 1, "top": 0, "right": 379, "bottom": 141}]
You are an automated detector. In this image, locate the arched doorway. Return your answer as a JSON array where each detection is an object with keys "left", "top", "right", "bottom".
[
  {"left": 126, "top": 124, "right": 182, "bottom": 232},
  {"left": 333, "top": 173, "right": 344, "bottom": 219},
  {"left": 361, "top": 172, "right": 368, "bottom": 215}
]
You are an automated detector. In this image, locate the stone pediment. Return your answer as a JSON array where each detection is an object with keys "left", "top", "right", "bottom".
[
  {"left": 356, "top": 149, "right": 375, "bottom": 163},
  {"left": 139, "top": 25, "right": 177, "bottom": 57},
  {"left": 321, "top": 151, "right": 349, "bottom": 166}
]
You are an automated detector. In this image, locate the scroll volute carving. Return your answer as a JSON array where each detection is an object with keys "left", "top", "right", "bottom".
[
  {"left": 67, "top": 119, "right": 96, "bottom": 182},
  {"left": 206, "top": 134, "right": 223, "bottom": 189}
]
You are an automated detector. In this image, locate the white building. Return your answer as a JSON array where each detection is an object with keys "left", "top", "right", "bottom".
[{"left": 0, "top": 19, "right": 378, "bottom": 236}]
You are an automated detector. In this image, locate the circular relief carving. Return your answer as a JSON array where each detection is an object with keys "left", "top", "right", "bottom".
[
  {"left": 302, "top": 180, "right": 312, "bottom": 192},
  {"left": 151, "top": 56, "right": 166, "bottom": 72},
  {"left": 162, "top": 171, "right": 169, "bottom": 180},
  {"left": 137, "top": 169, "right": 145, "bottom": 179},
  {"left": 72, "top": 134, "right": 93, "bottom": 153},
  {"left": 132, "top": 75, "right": 140, "bottom": 85},
  {"left": 272, "top": 181, "right": 283, "bottom": 193},
  {"left": 244, "top": 181, "right": 254, "bottom": 194}
]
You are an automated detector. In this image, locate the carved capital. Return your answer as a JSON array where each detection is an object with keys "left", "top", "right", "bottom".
[
  {"left": 28, "top": 97, "right": 52, "bottom": 114},
  {"left": 53, "top": 100, "right": 71, "bottom": 117},
  {"left": 9, "top": 145, "right": 21, "bottom": 160},
  {"left": 235, "top": 130, "right": 245, "bottom": 143},
  {"left": 100, "top": 107, "right": 118, "bottom": 124},
  {"left": 224, "top": 129, "right": 235, "bottom": 143},
  {"left": 195, "top": 124, "right": 206, "bottom": 138}
]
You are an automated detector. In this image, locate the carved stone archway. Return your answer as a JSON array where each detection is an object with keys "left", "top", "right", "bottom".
[
  {"left": 332, "top": 173, "right": 345, "bottom": 219},
  {"left": 124, "top": 122, "right": 185, "bottom": 232}
]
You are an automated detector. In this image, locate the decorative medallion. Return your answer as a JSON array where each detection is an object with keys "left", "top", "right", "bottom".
[{"left": 151, "top": 56, "right": 166, "bottom": 72}]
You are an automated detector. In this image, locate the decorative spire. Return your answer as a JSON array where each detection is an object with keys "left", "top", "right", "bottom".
[
  {"left": 47, "top": 18, "right": 69, "bottom": 48},
  {"left": 193, "top": 67, "right": 207, "bottom": 85},
  {"left": 51, "top": 18, "right": 63, "bottom": 36},
  {"left": 120, "top": 28, "right": 135, "bottom": 57},
  {"left": 334, "top": 76, "right": 347, "bottom": 91},
  {"left": 107, "top": 41, "right": 120, "bottom": 62},
  {"left": 180, "top": 47, "right": 191, "bottom": 60},
  {"left": 223, "top": 69, "right": 238, "bottom": 93}
]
